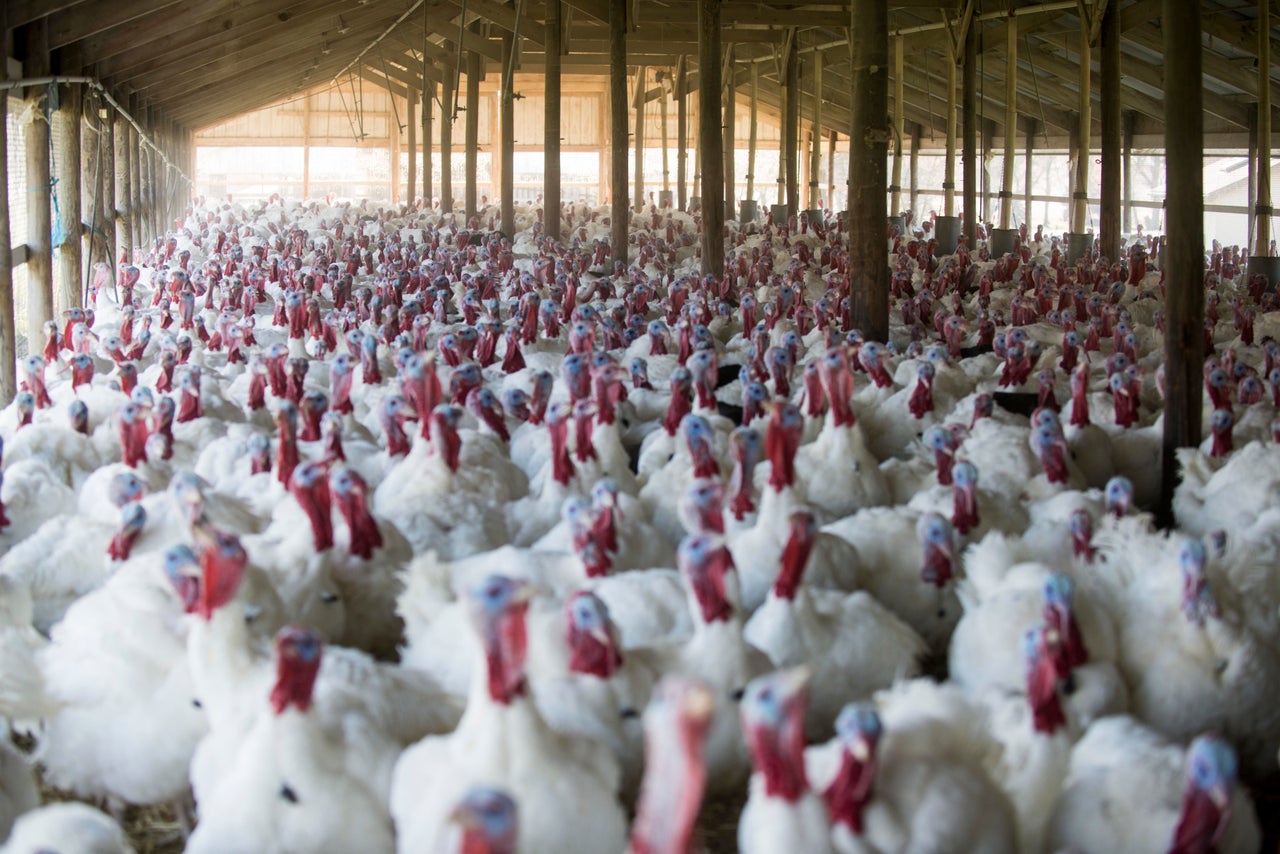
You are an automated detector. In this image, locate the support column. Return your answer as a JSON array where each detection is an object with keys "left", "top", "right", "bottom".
[
  {"left": 441, "top": 58, "right": 454, "bottom": 214},
  {"left": 909, "top": 125, "right": 920, "bottom": 217},
  {"left": 97, "top": 97, "right": 116, "bottom": 289},
  {"left": 0, "top": 46, "right": 15, "bottom": 404},
  {"left": 982, "top": 120, "right": 995, "bottom": 224},
  {"left": 784, "top": 40, "right": 799, "bottom": 218},
  {"left": 1024, "top": 119, "right": 1036, "bottom": 226},
  {"left": 747, "top": 65, "right": 752, "bottom": 203},
  {"left": 302, "top": 95, "right": 311, "bottom": 199},
  {"left": 962, "top": 16, "right": 977, "bottom": 248},
  {"left": 676, "top": 56, "right": 688, "bottom": 211},
  {"left": 1100, "top": 0, "right": 1120, "bottom": 259},
  {"left": 609, "top": 0, "right": 628, "bottom": 263},
  {"left": 23, "top": 21, "right": 53, "bottom": 350},
  {"left": 1253, "top": 0, "right": 1272, "bottom": 257},
  {"left": 944, "top": 48, "right": 958, "bottom": 216},
  {"left": 1073, "top": 12, "right": 1092, "bottom": 236},
  {"left": 465, "top": 50, "right": 481, "bottom": 224},
  {"left": 999, "top": 15, "right": 1017, "bottom": 229},
  {"left": 500, "top": 25, "right": 515, "bottom": 235},
  {"left": 890, "top": 35, "right": 904, "bottom": 216},
  {"left": 545, "top": 0, "right": 562, "bottom": 239},
  {"left": 660, "top": 68, "right": 670, "bottom": 198},
  {"left": 635, "top": 66, "right": 646, "bottom": 209},
  {"left": 128, "top": 96, "right": 142, "bottom": 253},
  {"left": 809, "top": 51, "right": 822, "bottom": 211},
  {"left": 389, "top": 96, "right": 401, "bottom": 206},
  {"left": 55, "top": 74, "right": 83, "bottom": 311},
  {"left": 849, "top": 0, "right": 889, "bottom": 341},
  {"left": 1160, "top": 0, "right": 1203, "bottom": 523},
  {"left": 114, "top": 109, "right": 131, "bottom": 266},
  {"left": 423, "top": 81, "right": 433, "bottom": 206},
  {"left": 724, "top": 47, "right": 736, "bottom": 219},
  {"left": 827, "top": 130, "right": 837, "bottom": 212},
  {"left": 698, "top": 0, "right": 724, "bottom": 275},
  {"left": 1248, "top": 111, "right": 1257, "bottom": 252},
  {"left": 407, "top": 81, "right": 417, "bottom": 206}
]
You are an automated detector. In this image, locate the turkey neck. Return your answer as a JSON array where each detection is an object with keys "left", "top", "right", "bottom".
[
  {"left": 187, "top": 602, "right": 260, "bottom": 725},
  {"left": 630, "top": 722, "right": 706, "bottom": 854}
]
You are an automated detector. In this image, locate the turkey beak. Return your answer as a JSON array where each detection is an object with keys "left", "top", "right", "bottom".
[{"left": 681, "top": 682, "right": 715, "bottom": 724}]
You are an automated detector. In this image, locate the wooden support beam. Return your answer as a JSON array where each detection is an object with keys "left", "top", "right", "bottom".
[
  {"left": 962, "top": 9, "right": 977, "bottom": 246},
  {"left": 1099, "top": 0, "right": 1121, "bottom": 259},
  {"left": 1254, "top": 0, "right": 1272, "bottom": 257},
  {"left": 500, "top": 22, "right": 515, "bottom": 235},
  {"left": 46, "top": 0, "right": 184, "bottom": 51},
  {"left": 676, "top": 55, "right": 688, "bottom": 210},
  {"left": 423, "top": 80, "right": 433, "bottom": 206},
  {"left": 747, "top": 63, "right": 758, "bottom": 203},
  {"left": 23, "top": 21, "right": 54, "bottom": 351},
  {"left": 890, "top": 35, "right": 904, "bottom": 216},
  {"left": 545, "top": 0, "right": 562, "bottom": 239},
  {"left": 93, "top": 93, "right": 116, "bottom": 289},
  {"left": 784, "top": 33, "right": 799, "bottom": 218},
  {"left": 1123, "top": 110, "right": 1135, "bottom": 235},
  {"left": 1024, "top": 119, "right": 1036, "bottom": 225},
  {"left": 827, "top": 129, "right": 837, "bottom": 212},
  {"left": 849, "top": 0, "right": 889, "bottom": 341},
  {"left": 809, "top": 50, "right": 822, "bottom": 210},
  {"left": 698, "top": 0, "right": 724, "bottom": 276},
  {"left": 1160, "top": 0, "right": 1203, "bottom": 524},
  {"left": 466, "top": 0, "right": 548, "bottom": 46},
  {"left": 944, "top": 39, "right": 958, "bottom": 216},
  {"left": 1000, "top": 15, "right": 1017, "bottom": 229},
  {"left": 113, "top": 105, "right": 131, "bottom": 265},
  {"left": 441, "top": 51, "right": 455, "bottom": 213},
  {"left": 0, "top": 40, "right": 15, "bottom": 406},
  {"left": 407, "top": 80, "right": 417, "bottom": 206},
  {"left": 724, "top": 46, "right": 736, "bottom": 218},
  {"left": 465, "top": 49, "right": 481, "bottom": 222},
  {"left": 634, "top": 66, "right": 646, "bottom": 209},
  {"left": 1073, "top": 11, "right": 1093, "bottom": 234},
  {"left": 610, "top": 0, "right": 628, "bottom": 263},
  {"left": 909, "top": 124, "right": 921, "bottom": 216},
  {"left": 54, "top": 74, "right": 83, "bottom": 312},
  {"left": 660, "top": 66, "right": 670, "bottom": 197}
]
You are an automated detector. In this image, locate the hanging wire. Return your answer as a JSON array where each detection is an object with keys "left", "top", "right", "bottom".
[{"left": 1023, "top": 31, "right": 1050, "bottom": 147}]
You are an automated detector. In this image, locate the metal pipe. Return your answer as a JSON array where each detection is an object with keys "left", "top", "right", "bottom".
[{"left": 331, "top": 0, "right": 427, "bottom": 84}]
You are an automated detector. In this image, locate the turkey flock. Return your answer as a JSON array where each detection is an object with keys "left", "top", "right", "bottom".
[{"left": 0, "top": 192, "right": 1275, "bottom": 854}]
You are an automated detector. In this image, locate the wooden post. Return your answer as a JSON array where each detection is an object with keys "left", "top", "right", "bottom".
[
  {"left": 745, "top": 65, "right": 758, "bottom": 205},
  {"left": 850, "top": 0, "right": 889, "bottom": 342},
  {"left": 1073, "top": 11, "right": 1092, "bottom": 235},
  {"left": 609, "top": 0, "right": 628, "bottom": 264},
  {"left": 944, "top": 46, "right": 958, "bottom": 216},
  {"left": 465, "top": 50, "right": 481, "bottom": 223},
  {"left": 1160, "top": 0, "right": 1203, "bottom": 524},
  {"left": 1254, "top": 0, "right": 1271, "bottom": 257},
  {"left": 407, "top": 80, "right": 417, "bottom": 206},
  {"left": 23, "top": 21, "right": 53, "bottom": 350},
  {"left": 1099, "top": 0, "right": 1120, "bottom": 259},
  {"left": 1025, "top": 120, "right": 1037, "bottom": 227},
  {"left": 890, "top": 35, "right": 904, "bottom": 216},
  {"left": 635, "top": 66, "right": 646, "bottom": 209},
  {"left": 999, "top": 14, "right": 1017, "bottom": 229},
  {"left": 389, "top": 95, "right": 401, "bottom": 206},
  {"left": 500, "top": 25, "right": 515, "bottom": 235},
  {"left": 784, "top": 40, "right": 799, "bottom": 218},
  {"left": 660, "top": 70, "right": 671, "bottom": 199},
  {"left": 55, "top": 74, "right": 83, "bottom": 312},
  {"left": 982, "top": 120, "right": 995, "bottom": 224},
  {"left": 909, "top": 125, "right": 920, "bottom": 217},
  {"left": 0, "top": 44, "right": 15, "bottom": 405},
  {"left": 809, "top": 51, "right": 822, "bottom": 211},
  {"left": 545, "top": 0, "right": 562, "bottom": 240},
  {"left": 827, "top": 129, "right": 837, "bottom": 211},
  {"left": 422, "top": 82, "right": 432, "bottom": 206},
  {"left": 698, "top": 0, "right": 724, "bottom": 276},
  {"left": 96, "top": 97, "right": 116, "bottom": 289},
  {"left": 441, "top": 58, "right": 454, "bottom": 214},
  {"left": 724, "top": 46, "right": 736, "bottom": 219},
  {"left": 114, "top": 109, "right": 131, "bottom": 266},
  {"left": 1247, "top": 111, "right": 1256, "bottom": 252},
  {"left": 962, "top": 16, "right": 977, "bottom": 247},
  {"left": 676, "top": 56, "right": 688, "bottom": 211},
  {"left": 128, "top": 96, "right": 142, "bottom": 253},
  {"left": 302, "top": 95, "right": 311, "bottom": 199}
]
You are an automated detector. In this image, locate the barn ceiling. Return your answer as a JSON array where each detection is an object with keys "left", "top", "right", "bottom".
[{"left": 3, "top": 0, "right": 1277, "bottom": 141}]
